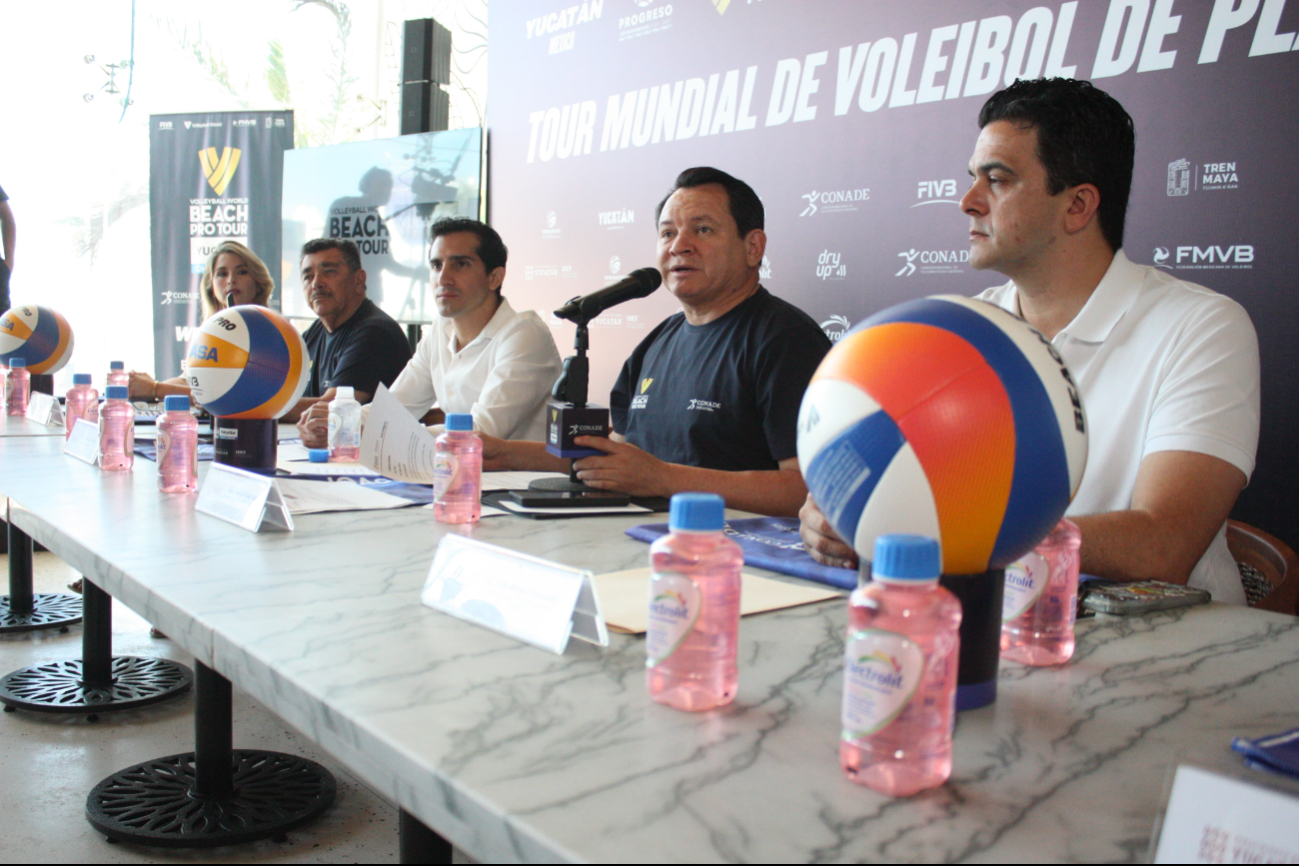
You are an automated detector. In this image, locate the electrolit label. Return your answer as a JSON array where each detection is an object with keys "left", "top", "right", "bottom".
[
  {"left": 1002, "top": 551, "right": 1049, "bottom": 622},
  {"left": 433, "top": 452, "right": 458, "bottom": 500},
  {"left": 157, "top": 429, "right": 172, "bottom": 466},
  {"left": 841, "top": 629, "right": 925, "bottom": 740},
  {"left": 646, "top": 571, "right": 701, "bottom": 668}
]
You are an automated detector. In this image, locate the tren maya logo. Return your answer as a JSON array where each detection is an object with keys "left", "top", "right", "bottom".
[{"left": 199, "top": 147, "right": 241, "bottom": 196}]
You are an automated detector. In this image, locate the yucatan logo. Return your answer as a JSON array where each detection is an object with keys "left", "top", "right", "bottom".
[
  {"left": 800, "top": 187, "right": 870, "bottom": 217},
  {"left": 820, "top": 315, "right": 851, "bottom": 342},
  {"left": 816, "top": 250, "right": 846, "bottom": 280},
  {"left": 199, "top": 147, "right": 241, "bottom": 196},
  {"left": 599, "top": 208, "right": 634, "bottom": 229},
  {"left": 897, "top": 248, "right": 968, "bottom": 276},
  {"left": 847, "top": 651, "right": 904, "bottom": 690}
]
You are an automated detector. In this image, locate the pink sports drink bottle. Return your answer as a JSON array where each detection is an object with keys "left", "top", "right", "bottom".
[
  {"left": 647, "top": 493, "right": 743, "bottom": 712},
  {"left": 5, "top": 358, "right": 30, "bottom": 416},
  {"left": 156, "top": 395, "right": 198, "bottom": 493},
  {"left": 98, "top": 385, "right": 134, "bottom": 471},
  {"left": 1001, "top": 519, "right": 1083, "bottom": 666},
  {"left": 433, "top": 413, "right": 482, "bottom": 523},
  {"left": 65, "top": 373, "right": 100, "bottom": 438},
  {"left": 841, "top": 534, "right": 962, "bottom": 796}
]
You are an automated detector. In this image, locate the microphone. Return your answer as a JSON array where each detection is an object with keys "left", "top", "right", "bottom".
[
  {"left": 226, "top": 291, "right": 237, "bottom": 308},
  {"left": 554, "top": 267, "right": 661, "bottom": 323}
]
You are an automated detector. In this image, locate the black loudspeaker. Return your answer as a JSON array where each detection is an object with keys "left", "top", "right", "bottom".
[
  {"left": 402, "top": 18, "right": 451, "bottom": 85},
  {"left": 400, "top": 82, "right": 450, "bottom": 135}
]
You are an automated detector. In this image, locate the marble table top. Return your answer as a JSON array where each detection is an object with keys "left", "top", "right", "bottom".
[
  {"left": 1, "top": 413, "right": 66, "bottom": 437},
  {"left": 2, "top": 433, "right": 1297, "bottom": 863}
]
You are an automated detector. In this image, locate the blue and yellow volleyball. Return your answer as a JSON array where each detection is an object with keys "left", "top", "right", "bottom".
[
  {"left": 186, "top": 306, "right": 308, "bottom": 419},
  {"left": 0, "top": 305, "right": 75, "bottom": 374},
  {"left": 797, "top": 295, "right": 1088, "bottom": 575}
]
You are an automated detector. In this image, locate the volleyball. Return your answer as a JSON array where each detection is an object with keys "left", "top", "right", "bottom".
[
  {"left": 797, "top": 295, "right": 1088, "bottom": 575},
  {"left": 186, "top": 306, "right": 308, "bottom": 419},
  {"left": 0, "top": 305, "right": 75, "bottom": 374}
]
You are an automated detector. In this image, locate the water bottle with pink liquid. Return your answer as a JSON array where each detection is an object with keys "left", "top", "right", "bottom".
[
  {"left": 433, "top": 413, "right": 482, "bottom": 523},
  {"left": 98, "top": 385, "right": 134, "bottom": 471},
  {"left": 5, "top": 358, "right": 30, "bottom": 416},
  {"left": 65, "top": 373, "right": 100, "bottom": 438},
  {"left": 646, "top": 493, "right": 743, "bottom": 712},
  {"left": 107, "top": 361, "right": 128, "bottom": 390},
  {"left": 1001, "top": 519, "right": 1082, "bottom": 666},
  {"left": 841, "top": 534, "right": 962, "bottom": 796},
  {"left": 327, "top": 386, "right": 362, "bottom": 462},
  {"left": 156, "top": 395, "right": 198, "bottom": 493}
]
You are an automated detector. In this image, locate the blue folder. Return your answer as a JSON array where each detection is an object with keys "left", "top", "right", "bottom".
[{"left": 625, "top": 516, "right": 859, "bottom": 591}]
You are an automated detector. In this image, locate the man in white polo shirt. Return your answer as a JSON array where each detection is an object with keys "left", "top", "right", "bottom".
[
  {"left": 802, "top": 78, "right": 1260, "bottom": 604},
  {"left": 300, "top": 218, "right": 561, "bottom": 444}
]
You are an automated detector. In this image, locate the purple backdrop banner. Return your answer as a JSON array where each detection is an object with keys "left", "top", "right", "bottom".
[{"left": 488, "top": 0, "right": 1299, "bottom": 544}]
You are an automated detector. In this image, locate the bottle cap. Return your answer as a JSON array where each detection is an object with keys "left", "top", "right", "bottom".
[
  {"left": 73, "top": 373, "right": 91, "bottom": 385},
  {"left": 445, "top": 413, "right": 474, "bottom": 431},
  {"left": 164, "top": 395, "right": 190, "bottom": 412},
  {"left": 668, "top": 492, "right": 725, "bottom": 533},
  {"left": 110, "top": 361, "right": 124, "bottom": 370},
  {"left": 335, "top": 386, "right": 354, "bottom": 402},
  {"left": 871, "top": 535, "right": 941, "bottom": 582},
  {"left": 308, "top": 448, "right": 330, "bottom": 463},
  {"left": 105, "top": 385, "right": 128, "bottom": 400},
  {"left": 8, "top": 357, "right": 25, "bottom": 368}
]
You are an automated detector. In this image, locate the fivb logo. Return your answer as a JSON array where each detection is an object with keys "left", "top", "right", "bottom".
[
  {"left": 1154, "top": 245, "right": 1254, "bottom": 270},
  {"left": 199, "top": 147, "right": 241, "bottom": 196},
  {"left": 914, "top": 179, "right": 959, "bottom": 207}
]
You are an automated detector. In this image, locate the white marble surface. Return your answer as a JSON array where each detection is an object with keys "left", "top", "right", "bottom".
[
  {"left": 2, "top": 433, "right": 1298, "bottom": 863},
  {"left": 1, "top": 413, "right": 66, "bottom": 437}
]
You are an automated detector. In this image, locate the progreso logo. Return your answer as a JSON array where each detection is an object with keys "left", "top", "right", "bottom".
[{"left": 199, "top": 147, "right": 241, "bottom": 196}]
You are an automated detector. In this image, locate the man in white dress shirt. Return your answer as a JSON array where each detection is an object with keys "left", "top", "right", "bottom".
[
  {"left": 801, "top": 78, "right": 1260, "bottom": 603},
  {"left": 300, "top": 218, "right": 561, "bottom": 445}
]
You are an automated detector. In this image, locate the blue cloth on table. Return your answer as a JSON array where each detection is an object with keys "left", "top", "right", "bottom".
[
  {"left": 625, "top": 516, "right": 858, "bottom": 591},
  {"left": 1232, "top": 728, "right": 1299, "bottom": 780},
  {"left": 134, "top": 442, "right": 215, "bottom": 462}
]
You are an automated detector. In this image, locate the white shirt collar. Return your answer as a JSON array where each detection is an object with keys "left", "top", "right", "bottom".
[
  {"left": 440, "top": 296, "right": 517, "bottom": 354},
  {"left": 1054, "top": 249, "right": 1143, "bottom": 344}
]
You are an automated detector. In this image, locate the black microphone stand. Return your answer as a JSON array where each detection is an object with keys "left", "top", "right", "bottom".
[{"left": 529, "top": 316, "right": 609, "bottom": 495}]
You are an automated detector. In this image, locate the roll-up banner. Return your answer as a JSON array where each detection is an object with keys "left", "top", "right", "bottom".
[
  {"left": 488, "top": 1, "right": 1299, "bottom": 545},
  {"left": 149, "top": 111, "right": 294, "bottom": 378}
]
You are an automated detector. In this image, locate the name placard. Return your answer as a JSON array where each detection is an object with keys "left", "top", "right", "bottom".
[
  {"left": 63, "top": 418, "right": 99, "bottom": 464},
  {"left": 421, "top": 534, "right": 608, "bottom": 655},
  {"left": 25, "top": 392, "right": 63, "bottom": 428},
  {"left": 195, "top": 462, "right": 294, "bottom": 533},
  {"left": 1153, "top": 764, "right": 1299, "bottom": 863}
]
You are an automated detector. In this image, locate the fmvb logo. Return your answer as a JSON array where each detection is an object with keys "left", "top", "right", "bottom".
[
  {"left": 1155, "top": 245, "right": 1254, "bottom": 270},
  {"left": 199, "top": 147, "right": 241, "bottom": 196},
  {"left": 914, "top": 179, "right": 959, "bottom": 207}
]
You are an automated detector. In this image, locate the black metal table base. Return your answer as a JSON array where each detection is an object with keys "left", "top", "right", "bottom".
[
  {"left": 2, "top": 519, "right": 80, "bottom": 634},
  {"left": 1, "top": 579, "right": 191, "bottom": 717},
  {"left": 400, "top": 809, "right": 453, "bottom": 864},
  {"left": 0, "top": 656, "right": 192, "bottom": 715},
  {"left": 86, "top": 662, "right": 335, "bottom": 848}
]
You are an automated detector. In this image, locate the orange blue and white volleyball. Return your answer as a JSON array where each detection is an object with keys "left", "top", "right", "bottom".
[
  {"left": 797, "top": 295, "right": 1088, "bottom": 575},
  {"left": 0, "top": 305, "right": 75, "bottom": 374},
  {"left": 186, "top": 306, "right": 308, "bottom": 419}
]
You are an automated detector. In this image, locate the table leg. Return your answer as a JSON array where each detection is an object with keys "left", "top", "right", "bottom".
[
  {"left": 400, "top": 809, "right": 453, "bottom": 864},
  {"left": 0, "top": 579, "right": 193, "bottom": 718},
  {"left": 85, "top": 661, "right": 336, "bottom": 848},
  {"left": 0, "top": 516, "right": 81, "bottom": 633}
]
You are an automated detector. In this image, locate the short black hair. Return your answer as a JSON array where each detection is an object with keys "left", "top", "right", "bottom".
[
  {"left": 655, "top": 167, "right": 765, "bottom": 238},
  {"left": 301, "top": 237, "right": 362, "bottom": 273},
  {"left": 429, "top": 217, "right": 508, "bottom": 274},
  {"left": 978, "top": 78, "right": 1135, "bottom": 252}
]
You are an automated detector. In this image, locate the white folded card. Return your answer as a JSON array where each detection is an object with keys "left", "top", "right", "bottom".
[
  {"left": 1153, "top": 764, "right": 1299, "bottom": 863},
  {"left": 25, "top": 392, "right": 63, "bottom": 427},
  {"left": 195, "top": 462, "right": 294, "bottom": 532},
  {"left": 64, "top": 418, "right": 99, "bottom": 465},
  {"left": 421, "top": 534, "right": 608, "bottom": 655}
]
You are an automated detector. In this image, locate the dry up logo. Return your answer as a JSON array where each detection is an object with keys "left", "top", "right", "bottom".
[
  {"left": 820, "top": 315, "right": 851, "bottom": 342},
  {"left": 799, "top": 187, "right": 870, "bottom": 217},
  {"left": 816, "top": 250, "right": 846, "bottom": 280},
  {"left": 199, "top": 147, "right": 241, "bottom": 196},
  {"left": 896, "top": 248, "right": 968, "bottom": 276}
]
